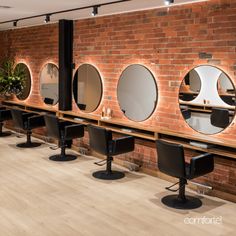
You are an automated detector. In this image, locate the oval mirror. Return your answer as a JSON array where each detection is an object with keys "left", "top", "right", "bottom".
[
  {"left": 73, "top": 64, "right": 102, "bottom": 112},
  {"left": 117, "top": 64, "right": 158, "bottom": 122},
  {"left": 179, "top": 65, "right": 235, "bottom": 134},
  {"left": 40, "top": 63, "right": 59, "bottom": 105},
  {"left": 15, "top": 63, "right": 31, "bottom": 100}
]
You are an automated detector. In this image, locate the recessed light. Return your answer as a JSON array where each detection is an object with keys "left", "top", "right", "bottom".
[{"left": 0, "top": 5, "right": 12, "bottom": 9}]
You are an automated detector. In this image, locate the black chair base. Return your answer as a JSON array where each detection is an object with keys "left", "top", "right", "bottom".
[
  {"left": 49, "top": 154, "right": 77, "bottom": 162},
  {"left": 93, "top": 170, "right": 125, "bottom": 180},
  {"left": 17, "top": 142, "right": 41, "bottom": 148},
  {"left": 161, "top": 194, "right": 202, "bottom": 210},
  {"left": 0, "top": 131, "right": 11, "bottom": 137}
]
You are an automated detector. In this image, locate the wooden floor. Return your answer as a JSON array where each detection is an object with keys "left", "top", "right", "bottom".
[{"left": 0, "top": 132, "right": 235, "bottom": 236}]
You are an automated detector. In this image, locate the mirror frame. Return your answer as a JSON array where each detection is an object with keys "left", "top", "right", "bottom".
[{"left": 117, "top": 64, "right": 158, "bottom": 122}]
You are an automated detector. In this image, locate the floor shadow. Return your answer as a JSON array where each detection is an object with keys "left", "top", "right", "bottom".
[
  {"left": 83, "top": 168, "right": 144, "bottom": 184},
  {"left": 150, "top": 191, "right": 225, "bottom": 215}
]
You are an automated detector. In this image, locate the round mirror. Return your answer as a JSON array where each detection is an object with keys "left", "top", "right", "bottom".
[
  {"left": 40, "top": 63, "right": 59, "bottom": 105},
  {"left": 179, "top": 65, "right": 235, "bottom": 134},
  {"left": 179, "top": 69, "right": 201, "bottom": 101},
  {"left": 73, "top": 64, "right": 102, "bottom": 112},
  {"left": 15, "top": 63, "right": 31, "bottom": 100},
  {"left": 117, "top": 64, "right": 157, "bottom": 122}
]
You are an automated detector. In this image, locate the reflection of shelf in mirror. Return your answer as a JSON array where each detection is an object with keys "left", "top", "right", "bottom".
[{"left": 179, "top": 101, "right": 235, "bottom": 110}]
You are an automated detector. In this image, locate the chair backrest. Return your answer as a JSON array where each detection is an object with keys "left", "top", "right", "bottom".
[
  {"left": 87, "top": 125, "right": 112, "bottom": 155},
  {"left": 156, "top": 140, "right": 186, "bottom": 179},
  {"left": 44, "top": 97, "right": 54, "bottom": 105},
  {"left": 44, "top": 114, "right": 61, "bottom": 139},
  {"left": 220, "top": 95, "right": 235, "bottom": 106},
  {"left": 181, "top": 93, "right": 194, "bottom": 101},
  {"left": 210, "top": 108, "right": 229, "bottom": 129},
  {"left": 11, "top": 109, "right": 24, "bottom": 129}
]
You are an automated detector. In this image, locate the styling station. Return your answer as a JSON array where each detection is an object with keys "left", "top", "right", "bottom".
[{"left": 0, "top": 0, "right": 236, "bottom": 235}]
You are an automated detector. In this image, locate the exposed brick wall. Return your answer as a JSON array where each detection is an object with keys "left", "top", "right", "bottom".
[{"left": 0, "top": 0, "right": 236, "bottom": 199}]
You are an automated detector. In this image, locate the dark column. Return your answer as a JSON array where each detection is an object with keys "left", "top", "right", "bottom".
[{"left": 59, "top": 19, "right": 73, "bottom": 111}]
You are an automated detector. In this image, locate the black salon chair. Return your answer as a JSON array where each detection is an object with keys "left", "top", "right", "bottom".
[
  {"left": 210, "top": 108, "right": 229, "bottom": 129},
  {"left": 44, "top": 114, "right": 84, "bottom": 161},
  {"left": 11, "top": 109, "right": 45, "bottom": 148},
  {"left": 0, "top": 107, "right": 12, "bottom": 137},
  {"left": 181, "top": 108, "right": 191, "bottom": 120},
  {"left": 87, "top": 125, "right": 135, "bottom": 180},
  {"left": 181, "top": 93, "right": 194, "bottom": 101},
  {"left": 44, "top": 97, "right": 54, "bottom": 105},
  {"left": 156, "top": 140, "right": 214, "bottom": 209},
  {"left": 220, "top": 95, "right": 235, "bottom": 106}
]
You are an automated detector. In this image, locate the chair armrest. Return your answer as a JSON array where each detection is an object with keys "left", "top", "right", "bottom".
[
  {"left": 64, "top": 124, "right": 84, "bottom": 140},
  {"left": 28, "top": 115, "right": 45, "bottom": 129},
  {"left": 110, "top": 136, "right": 134, "bottom": 156},
  {"left": 188, "top": 153, "right": 214, "bottom": 179}
]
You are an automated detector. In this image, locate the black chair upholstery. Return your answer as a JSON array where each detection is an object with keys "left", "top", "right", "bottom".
[
  {"left": 220, "top": 95, "right": 235, "bottom": 106},
  {"left": 181, "top": 93, "right": 194, "bottom": 101},
  {"left": 44, "top": 97, "right": 54, "bottom": 105},
  {"left": 87, "top": 125, "right": 135, "bottom": 180},
  {"left": 210, "top": 108, "right": 230, "bottom": 129},
  {"left": 156, "top": 140, "right": 214, "bottom": 209},
  {"left": 0, "top": 107, "right": 12, "bottom": 137},
  {"left": 44, "top": 114, "right": 84, "bottom": 161},
  {"left": 11, "top": 109, "right": 45, "bottom": 148},
  {"left": 181, "top": 108, "right": 191, "bottom": 120}
]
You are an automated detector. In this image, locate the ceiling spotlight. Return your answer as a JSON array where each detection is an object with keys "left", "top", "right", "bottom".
[
  {"left": 44, "top": 14, "right": 50, "bottom": 23},
  {"left": 13, "top": 20, "right": 18, "bottom": 27},
  {"left": 165, "top": 0, "right": 174, "bottom": 6},
  {"left": 91, "top": 6, "right": 98, "bottom": 16}
]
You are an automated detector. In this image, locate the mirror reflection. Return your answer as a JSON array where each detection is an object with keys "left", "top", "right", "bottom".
[
  {"left": 73, "top": 64, "right": 102, "bottom": 113},
  {"left": 217, "top": 73, "right": 235, "bottom": 106},
  {"left": 117, "top": 64, "right": 157, "bottom": 122},
  {"left": 15, "top": 63, "right": 31, "bottom": 100},
  {"left": 40, "top": 63, "right": 59, "bottom": 105},
  {"left": 179, "top": 65, "right": 235, "bottom": 134},
  {"left": 179, "top": 69, "right": 201, "bottom": 101}
]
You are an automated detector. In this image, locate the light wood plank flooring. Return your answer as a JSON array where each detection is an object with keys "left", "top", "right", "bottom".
[{"left": 0, "top": 133, "right": 235, "bottom": 236}]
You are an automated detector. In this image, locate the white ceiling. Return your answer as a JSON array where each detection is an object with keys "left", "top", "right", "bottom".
[{"left": 0, "top": 0, "right": 207, "bottom": 31}]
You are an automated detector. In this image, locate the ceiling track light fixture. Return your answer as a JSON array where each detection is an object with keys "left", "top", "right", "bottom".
[
  {"left": 165, "top": 0, "right": 174, "bottom": 6},
  {"left": 92, "top": 5, "right": 99, "bottom": 17},
  {"left": 0, "top": 0, "right": 131, "bottom": 26},
  {"left": 44, "top": 14, "right": 51, "bottom": 23}
]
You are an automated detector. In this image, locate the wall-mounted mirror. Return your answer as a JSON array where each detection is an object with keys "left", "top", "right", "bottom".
[
  {"left": 40, "top": 63, "right": 59, "bottom": 105},
  {"left": 179, "top": 65, "right": 235, "bottom": 134},
  {"left": 117, "top": 64, "right": 158, "bottom": 122},
  {"left": 73, "top": 64, "right": 102, "bottom": 113},
  {"left": 179, "top": 69, "right": 201, "bottom": 101},
  {"left": 15, "top": 63, "right": 31, "bottom": 100}
]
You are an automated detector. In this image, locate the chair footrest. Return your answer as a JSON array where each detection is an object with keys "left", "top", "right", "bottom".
[{"left": 94, "top": 159, "right": 107, "bottom": 166}]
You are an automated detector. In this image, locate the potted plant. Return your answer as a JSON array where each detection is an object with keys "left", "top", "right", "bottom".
[{"left": 0, "top": 59, "right": 27, "bottom": 97}]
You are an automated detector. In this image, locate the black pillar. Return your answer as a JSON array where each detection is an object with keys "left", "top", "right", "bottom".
[{"left": 59, "top": 19, "right": 73, "bottom": 111}]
